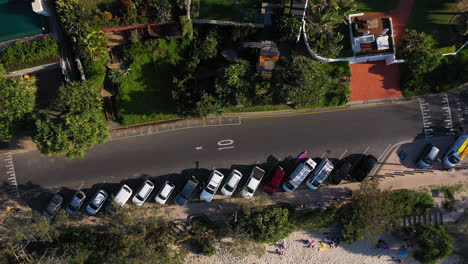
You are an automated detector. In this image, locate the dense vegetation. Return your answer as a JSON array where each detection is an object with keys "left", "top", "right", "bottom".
[
  {"left": 0, "top": 66, "right": 36, "bottom": 141},
  {"left": 33, "top": 81, "right": 109, "bottom": 158},
  {"left": 0, "top": 210, "right": 186, "bottom": 264},
  {"left": 399, "top": 29, "right": 468, "bottom": 96},
  {"left": 0, "top": 36, "right": 59, "bottom": 71},
  {"left": 414, "top": 223, "right": 454, "bottom": 264},
  {"left": 340, "top": 179, "right": 435, "bottom": 243}
]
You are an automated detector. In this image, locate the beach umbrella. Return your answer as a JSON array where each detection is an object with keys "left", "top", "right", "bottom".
[{"left": 398, "top": 247, "right": 408, "bottom": 258}]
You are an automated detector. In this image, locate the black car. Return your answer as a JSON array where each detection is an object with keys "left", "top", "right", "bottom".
[
  {"left": 174, "top": 177, "right": 199, "bottom": 206},
  {"left": 329, "top": 160, "right": 351, "bottom": 185},
  {"left": 351, "top": 155, "right": 378, "bottom": 182}
]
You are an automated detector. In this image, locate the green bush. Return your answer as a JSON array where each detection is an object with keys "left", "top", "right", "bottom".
[
  {"left": 414, "top": 223, "right": 454, "bottom": 264},
  {"left": 237, "top": 207, "right": 295, "bottom": 243},
  {"left": 293, "top": 206, "right": 338, "bottom": 231},
  {"left": 388, "top": 189, "right": 435, "bottom": 216},
  {"left": 83, "top": 55, "right": 109, "bottom": 88},
  {"left": 0, "top": 36, "right": 59, "bottom": 71}
]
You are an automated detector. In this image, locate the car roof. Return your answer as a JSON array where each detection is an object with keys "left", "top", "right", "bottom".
[
  {"left": 227, "top": 172, "right": 241, "bottom": 185},
  {"left": 160, "top": 182, "right": 174, "bottom": 196},
  {"left": 426, "top": 145, "right": 440, "bottom": 159},
  {"left": 271, "top": 168, "right": 286, "bottom": 185},
  {"left": 94, "top": 192, "right": 106, "bottom": 204},
  {"left": 139, "top": 181, "right": 154, "bottom": 194},
  {"left": 210, "top": 170, "right": 224, "bottom": 183}
]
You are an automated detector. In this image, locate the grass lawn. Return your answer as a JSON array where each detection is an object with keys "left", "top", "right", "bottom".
[
  {"left": 116, "top": 39, "right": 191, "bottom": 126},
  {"left": 196, "top": 0, "right": 253, "bottom": 22},
  {"left": 355, "top": 0, "right": 399, "bottom": 12},
  {"left": 407, "top": 0, "right": 459, "bottom": 48}
]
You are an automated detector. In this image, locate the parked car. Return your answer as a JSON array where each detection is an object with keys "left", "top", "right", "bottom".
[
  {"left": 282, "top": 158, "right": 317, "bottom": 192},
  {"left": 306, "top": 159, "right": 334, "bottom": 190},
  {"left": 65, "top": 191, "right": 86, "bottom": 216},
  {"left": 174, "top": 177, "right": 199, "bottom": 206},
  {"left": 221, "top": 169, "right": 243, "bottom": 197},
  {"left": 113, "top": 184, "right": 133, "bottom": 207},
  {"left": 155, "top": 181, "right": 175, "bottom": 204},
  {"left": 200, "top": 170, "right": 224, "bottom": 202},
  {"left": 416, "top": 143, "right": 440, "bottom": 169},
  {"left": 329, "top": 160, "right": 351, "bottom": 185},
  {"left": 443, "top": 135, "right": 468, "bottom": 168},
  {"left": 351, "top": 155, "right": 378, "bottom": 182},
  {"left": 86, "top": 190, "right": 109, "bottom": 215},
  {"left": 264, "top": 166, "right": 286, "bottom": 195},
  {"left": 43, "top": 194, "right": 63, "bottom": 220},
  {"left": 132, "top": 180, "right": 155, "bottom": 206},
  {"left": 240, "top": 166, "right": 266, "bottom": 199}
]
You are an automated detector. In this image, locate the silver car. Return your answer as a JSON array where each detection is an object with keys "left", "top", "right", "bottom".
[
  {"left": 86, "top": 190, "right": 108, "bottom": 215},
  {"left": 200, "top": 170, "right": 224, "bottom": 202},
  {"left": 66, "top": 191, "right": 86, "bottom": 216},
  {"left": 43, "top": 194, "right": 63, "bottom": 220}
]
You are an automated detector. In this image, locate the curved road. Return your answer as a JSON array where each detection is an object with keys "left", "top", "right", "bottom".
[{"left": 11, "top": 101, "right": 425, "bottom": 192}]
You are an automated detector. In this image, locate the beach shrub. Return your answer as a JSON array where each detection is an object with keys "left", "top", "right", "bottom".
[
  {"left": 237, "top": 207, "right": 295, "bottom": 243},
  {"left": 293, "top": 206, "right": 338, "bottom": 231},
  {"left": 414, "top": 223, "right": 454, "bottom": 264}
]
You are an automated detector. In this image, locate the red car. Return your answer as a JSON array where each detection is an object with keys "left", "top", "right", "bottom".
[{"left": 263, "top": 166, "right": 286, "bottom": 195}]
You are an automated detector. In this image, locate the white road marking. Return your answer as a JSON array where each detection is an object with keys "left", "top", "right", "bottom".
[
  {"left": 339, "top": 149, "right": 348, "bottom": 160},
  {"left": 378, "top": 144, "right": 393, "bottom": 162},
  {"left": 363, "top": 146, "right": 370, "bottom": 154},
  {"left": 218, "top": 146, "right": 235, "bottom": 150},
  {"left": 320, "top": 152, "right": 327, "bottom": 159},
  {"left": 195, "top": 146, "right": 204, "bottom": 150}
]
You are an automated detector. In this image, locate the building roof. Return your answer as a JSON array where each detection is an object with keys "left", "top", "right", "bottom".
[{"left": 349, "top": 13, "right": 394, "bottom": 56}]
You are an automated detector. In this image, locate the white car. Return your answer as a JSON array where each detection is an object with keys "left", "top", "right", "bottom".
[
  {"left": 132, "top": 180, "right": 155, "bottom": 206},
  {"left": 200, "top": 170, "right": 224, "bottom": 202},
  {"left": 66, "top": 191, "right": 86, "bottom": 216},
  {"left": 220, "top": 169, "right": 242, "bottom": 197},
  {"left": 155, "top": 181, "right": 175, "bottom": 204},
  {"left": 240, "top": 166, "right": 265, "bottom": 199},
  {"left": 113, "top": 184, "right": 133, "bottom": 207},
  {"left": 86, "top": 190, "right": 109, "bottom": 215}
]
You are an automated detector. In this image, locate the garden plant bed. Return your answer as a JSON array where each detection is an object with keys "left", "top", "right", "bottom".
[
  {"left": 194, "top": 0, "right": 255, "bottom": 22},
  {"left": 355, "top": 0, "right": 399, "bottom": 12}
]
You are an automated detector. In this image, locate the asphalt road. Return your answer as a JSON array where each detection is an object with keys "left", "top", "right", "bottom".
[{"left": 9, "top": 100, "right": 425, "bottom": 194}]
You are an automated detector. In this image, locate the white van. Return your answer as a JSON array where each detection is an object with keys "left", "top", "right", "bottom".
[
  {"left": 282, "top": 158, "right": 317, "bottom": 192},
  {"left": 114, "top": 184, "right": 133, "bottom": 206},
  {"left": 443, "top": 135, "right": 468, "bottom": 168},
  {"left": 305, "top": 159, "right": 334, "bottom": 190}
]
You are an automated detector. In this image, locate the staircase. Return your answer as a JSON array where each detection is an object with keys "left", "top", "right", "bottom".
[{"left": 400, "top": 210, "right": 444, "bottom": 228}]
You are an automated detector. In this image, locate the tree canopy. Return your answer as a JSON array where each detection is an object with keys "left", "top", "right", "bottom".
[
  {"left": 276, "top": 15, "right": 302, "bottom": 42},
  {"left": 214, "top": 58, "right": 252, "bottom": 106},
  {"left": 33, "top": 81, "right": 108, "bottom": 158},
  {"left": 273, "top": 56, "right": 350, "bottom": 108},
  {"left": 414, "top": 223, "right": 454, "bottom": 264},
  {"left": 0, "top": 67, "right": 36, "bottom": 140}
]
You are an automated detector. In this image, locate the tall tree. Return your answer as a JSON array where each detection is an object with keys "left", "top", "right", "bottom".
[
  {"left": 0, "top": 67, "right": 36, "bottom": 140},
  {"left": 33, "top": 81, "right": 108, "bottom": 158}
]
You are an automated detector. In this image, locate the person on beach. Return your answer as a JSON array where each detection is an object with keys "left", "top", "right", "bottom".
[{"left": 278, "top": 240, "right": 286, "bottom": 250}]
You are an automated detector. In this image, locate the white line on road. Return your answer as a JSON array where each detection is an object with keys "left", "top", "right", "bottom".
[
  {"left": 218, "top": 146, "right": 235, "bottom": 150},
  {"left": 363, "top": 146, "right": 370, "bottom": 154},
  {"left": 339, "top": 150, "right": 348, "bottom": 160},
  {"left": 320, "top": 152, "right": 327, "bottom": 159},
  {"left": 378, "top": 144, "right": 392, "bottom": 162}
]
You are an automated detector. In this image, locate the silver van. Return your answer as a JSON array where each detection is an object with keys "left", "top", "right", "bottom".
[
  {"left": 282, "top": 158, "right": 317, "bottom": 192},
  {"left": 306, "top": 159, "right": 334, "bottom": 190}
]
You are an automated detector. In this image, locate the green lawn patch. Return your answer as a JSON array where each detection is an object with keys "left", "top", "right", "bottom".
[
  {"left": 195, "top": 0, "right": 253, "bottom": 22},
  {"left": 407, "top": 0, "right": 459, "bottom": 47},
  {"left": 355, "top": 0, "right": 399, "bottom": 12},
  {"left": 116, "top": 39, "right": 191, "bottom": 126}
]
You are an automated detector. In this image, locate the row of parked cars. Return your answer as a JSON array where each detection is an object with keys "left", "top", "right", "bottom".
[{"left": 42, "top": 151, "right": 378, "bottom": 220}]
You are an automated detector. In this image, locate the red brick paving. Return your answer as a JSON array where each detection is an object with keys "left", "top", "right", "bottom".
[{"left": 350, "top": 0, "right": 414, "bottom": 102}]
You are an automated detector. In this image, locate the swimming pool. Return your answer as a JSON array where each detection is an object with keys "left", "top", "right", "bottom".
[{"left": 0, "top": 0, "right": 47, "bottom": 42}]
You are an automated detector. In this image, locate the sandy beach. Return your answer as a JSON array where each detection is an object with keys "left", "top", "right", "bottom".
[{"left": 185, "top": 230, "right": 463, "bottom": 264}]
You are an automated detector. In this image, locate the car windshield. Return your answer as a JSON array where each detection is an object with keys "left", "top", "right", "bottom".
[
  {"left": 312, "top": 181, "right": 321, "bottom": 187},
  {"left": 69, "top": 204, "right": 78, "bottom": 211},
  {"left": 448, "top": 155, "right": 460, "bottom": 164},
  {"left": 224, "top": 185, "right": 234, "bottom": 192},
  {"left": 422, "top": 155, "right": 434, "bottom": 164},
  {"left": 206, "top": 185, "right": 216, "bottom": 194},
  {"left": 158, "top": 193, "right": 167, "bottom": 200},
  {"left": 136, "top": 194, "right": 144, "bottom": 201},
  {"left": 90, "top": 202, "right": 99, "bottom": 210},
  {"left": 285, "top": 182, "right": 294, "bottom": 190},
  {"left": 246, "top": 187, "right": 254, "bottom": 193}
]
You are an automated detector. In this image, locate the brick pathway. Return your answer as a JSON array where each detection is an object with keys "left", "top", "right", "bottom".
[{"left": 350, "top": 0, "right": 415, "bottom": 102}]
